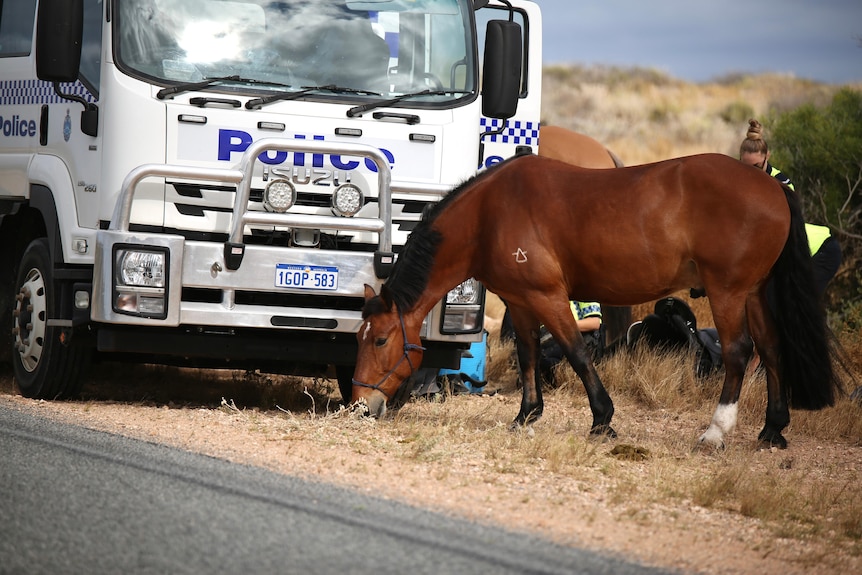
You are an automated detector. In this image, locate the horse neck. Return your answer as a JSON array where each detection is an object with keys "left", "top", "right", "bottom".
[{"left": 406, "top": 215, "right": 477, "bottom": 326}]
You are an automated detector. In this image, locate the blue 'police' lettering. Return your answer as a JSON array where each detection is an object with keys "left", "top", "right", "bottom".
[
  {"left": 259, "top": 150, "right": 288, "bottom": 165},
  {"left": 484, "top": 155, "right": 504, "bottom": 169},
  {"left": 218, "top": 129, "right": 253, "bottom": 161},
  {"left": 217, "top": 128, "right": 395, "bottom": 171},
  {"left": 365, "top": 148, "right": 395, "bottom": 173},
  {"left": 331, "top": 155, "right": 361, "bottom": 170},
  {"left": 0, "top": 115, "right": 37, "bottom": 138}
]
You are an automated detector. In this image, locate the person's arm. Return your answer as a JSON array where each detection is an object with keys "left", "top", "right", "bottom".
[
  {"left": 577, "top": 316, "right": 602, "bottom": 332},
  {"left": 571, "top": 301, "right": 602, "bottom": 332}
]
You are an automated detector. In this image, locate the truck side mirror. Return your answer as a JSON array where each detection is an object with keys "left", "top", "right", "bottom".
[
  {"left": 35, "top": 0, "right": 97, "bottom": 138},
  {"left": 36, "top": 0, "right": 84, "bottom": 83},
  {"left": 481, "top": 19, "right": 522, "bottom": 120}
]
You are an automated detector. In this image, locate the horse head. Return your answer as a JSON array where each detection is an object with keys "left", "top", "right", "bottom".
[{"left": 352, "top": 284, "right": 425, "bottom": 417}]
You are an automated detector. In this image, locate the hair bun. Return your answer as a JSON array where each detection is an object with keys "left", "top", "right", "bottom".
[{"left": 746, "top": 119, "right": 763, "bottom": 140}]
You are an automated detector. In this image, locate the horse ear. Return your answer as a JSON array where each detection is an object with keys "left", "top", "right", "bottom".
[{"left": 363, "top": 284, "right": 377, "bottom": 302}]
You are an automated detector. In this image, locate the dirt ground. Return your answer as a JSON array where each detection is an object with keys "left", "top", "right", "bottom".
[{"left": 2, "top": 361, "right": 860, "bottom": 575}]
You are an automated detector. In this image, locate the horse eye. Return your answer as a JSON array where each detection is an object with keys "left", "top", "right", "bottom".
[{"left": 374, "top": 337, "right": 387, "bottom": 347}]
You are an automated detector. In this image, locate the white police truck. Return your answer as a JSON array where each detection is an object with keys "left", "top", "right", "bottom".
[{"left": 0, "top": 0, "right": 542, "bottom": 400}]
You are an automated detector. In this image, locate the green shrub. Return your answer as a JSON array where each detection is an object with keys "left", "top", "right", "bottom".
[
  {"left": 720, "top": 101, "right": 754, "bottom": 124},
  {"left": 770, "top": 88, "right": 862, "bottom": 319}
]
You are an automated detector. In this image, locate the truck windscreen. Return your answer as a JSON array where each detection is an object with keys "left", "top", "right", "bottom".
[{"left": 115, "top": 0, "right": 476, "bottom": 104}]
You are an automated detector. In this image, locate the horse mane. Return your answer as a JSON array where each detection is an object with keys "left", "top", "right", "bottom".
[{"left": 380, "top": 157, "right": 519, "bottom": 312}]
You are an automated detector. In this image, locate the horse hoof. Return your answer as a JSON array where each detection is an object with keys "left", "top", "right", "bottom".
[
  {"left": 695, "top": 429, "right": 726, "bottom": 451},
  {"left": 513, "top": 410, "right": 542, "bottom": 428},
  {"left": 757, "top": 429, "right": 788, "bottom": 450},
  {"left": 694, "top": 437, "right": 725, "bottom": 453},
  {"left": 508, "top": 421, "right": 535, "bottom": 436},
  {"left": 589, "top": 424, "right": 617, "bottom": 439},
  {"left": 697, "top": 425, "right": 728, "bottom": 451}
]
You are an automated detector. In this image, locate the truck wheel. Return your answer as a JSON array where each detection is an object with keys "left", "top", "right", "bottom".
[{"left": 12, "top": 239, "right": 89, "bottom": 399}]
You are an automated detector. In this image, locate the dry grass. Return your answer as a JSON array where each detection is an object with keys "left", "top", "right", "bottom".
[
  {"left": 484, "top": 337, "right": 861, "bottom": 560},
  {"left": 475, "top": 290, "right": 862, "bottom": 565},
  {"left": 387, "top": 340, "right": 861, "bottom": 570}
]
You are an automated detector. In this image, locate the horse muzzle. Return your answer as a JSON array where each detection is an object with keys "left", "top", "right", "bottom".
[{"left": 351, "top": 379, "right": 388, "bottom": 418}]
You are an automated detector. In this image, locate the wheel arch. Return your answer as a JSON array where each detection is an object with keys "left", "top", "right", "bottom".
[
  {"left": 28, "top": 152, "right": 79, "bottom": 265},
  {"left": 28, "top": 184, "right": 63, "bottom": 264}
]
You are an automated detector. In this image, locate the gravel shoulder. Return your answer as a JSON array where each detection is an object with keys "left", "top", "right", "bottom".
[{"left": 3, "top": 365, "right": 860, "bottom": 575}]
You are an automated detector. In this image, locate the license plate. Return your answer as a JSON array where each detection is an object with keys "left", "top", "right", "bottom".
[{"left": 275, "top": 264, "right": 338, "bottom": 291}]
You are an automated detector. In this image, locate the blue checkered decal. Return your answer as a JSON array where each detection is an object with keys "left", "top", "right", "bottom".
[
  {"left": 479, "top": 117, "right": 539, "bottom": 146},
  {"left": 0, "top": 79, "right": 96, "bottom": 105}
]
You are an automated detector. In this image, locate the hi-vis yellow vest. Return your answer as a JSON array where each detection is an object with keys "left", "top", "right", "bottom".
[
  {"left": 805, "top": 223, "right": 832, "bottom": 256},
  {"left": 769, "top": 165, "right": 795, "bottom": 190}
]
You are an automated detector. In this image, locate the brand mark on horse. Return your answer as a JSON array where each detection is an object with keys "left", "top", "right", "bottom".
[{"left": 512, "top": 248, "right": 528, "bottom": 263}]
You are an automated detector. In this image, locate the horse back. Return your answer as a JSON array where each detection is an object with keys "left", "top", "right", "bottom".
[
  {"left": 538, "top": 126, "right": 618, "bottom": 169},
  {"left": 482, "top": 153, "right": 789, "bottom": 239},
  {"left": 468, "top": 153, "right": 791, "bottom": 305}
]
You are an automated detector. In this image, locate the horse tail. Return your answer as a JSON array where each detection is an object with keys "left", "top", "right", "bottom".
[{"left": 768, "top": 185, "right": 840, "bottom": 409}]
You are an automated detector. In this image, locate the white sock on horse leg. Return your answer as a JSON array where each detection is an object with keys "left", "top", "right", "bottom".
[{"left": 699, "top": 403, "right": 738, "bottom": 447}]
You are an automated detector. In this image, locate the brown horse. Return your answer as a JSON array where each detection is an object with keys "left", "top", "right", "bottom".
[
  {"left": 538, "top": 125, "right": 624, "bottom": 170},
  {"left": 353, "top": 153, "right": 840, "bottom": 449},
  {"left": 537, "top": 125, "right": 630, "bottom": 349}
]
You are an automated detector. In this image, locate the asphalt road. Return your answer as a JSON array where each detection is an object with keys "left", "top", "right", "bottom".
[{"left": 0, "top": 405, "right": 673, "bottom": 575}]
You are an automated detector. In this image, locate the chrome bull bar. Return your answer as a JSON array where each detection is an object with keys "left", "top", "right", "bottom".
[{"left": 110, "top": 138, "right": 393, "bottom": 266}]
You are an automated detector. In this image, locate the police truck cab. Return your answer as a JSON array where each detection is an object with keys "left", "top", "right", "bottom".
[{"left": 0, "top": 0, "right": 542, "bottom": 400}]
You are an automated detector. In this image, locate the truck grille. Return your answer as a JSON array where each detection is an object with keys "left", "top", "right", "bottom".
[{"left": 166, "top": 181, "right": 427, "bottom": 250}]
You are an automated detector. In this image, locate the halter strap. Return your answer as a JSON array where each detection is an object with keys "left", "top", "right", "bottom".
[{"left": 352, "top": 305, "right": 426, "bottom": 400}]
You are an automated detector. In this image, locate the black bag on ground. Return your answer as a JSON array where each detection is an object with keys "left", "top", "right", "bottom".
[
  {"left": 634, "top": 297, "right": 698, "bottom": 348},
  {"left": 695, "top": 327, "right": 723, "bottom": 378},
  {"left": 627, "top": 297, "right": 723, "bottom": 378}
]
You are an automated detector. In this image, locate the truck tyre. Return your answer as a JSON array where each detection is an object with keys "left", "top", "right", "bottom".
[{"left": 12, "top": 238, "right": 89, "bottom": 399}]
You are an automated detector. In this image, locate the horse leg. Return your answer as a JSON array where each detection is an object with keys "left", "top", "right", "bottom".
[
  {"left": 745, "top": 289, "right": 789, "bottom": 448},
  {"left": 541, "top": 306, "right": 616, "bottom": 438},
  {"left": 698, "top": 295, "right": 753, "bottom": 449},
  {"left": 507, "top": 305, "right": 544, "bottom": 426},
  {"left": 601, "top": 305, "right": 633, "bottom": 352}
]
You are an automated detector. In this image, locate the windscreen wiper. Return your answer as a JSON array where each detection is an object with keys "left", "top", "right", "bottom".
[
  {"left": 245, "top": 85, "right": 381, "bottom": 110},
  {"left": 156, "top": 75, "right": 293, "bottom": 100},
  {"left": 346, "top": 89, "right": 472, "bottom": 117}
]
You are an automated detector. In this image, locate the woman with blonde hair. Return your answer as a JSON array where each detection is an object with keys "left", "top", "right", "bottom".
[
  {"left": 739, "top": 118, "right": 795, "bottom": 188},
  {"left": 740, "top": 119, "right": 842, "bottom": 298},
  {"left": 692, "top": 119, "right": 843, "bottom": 301}
]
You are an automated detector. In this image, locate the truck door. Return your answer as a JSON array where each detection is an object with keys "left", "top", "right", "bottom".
[{"left": 58, "top": 0, "right": 104, "bottom": 233}]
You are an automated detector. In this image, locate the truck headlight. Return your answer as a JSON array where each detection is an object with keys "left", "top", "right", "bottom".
[
  {"left": 113, "top": 247, "right": 168, "bottom": 319},
  {"left": 331, "top": 183, "right": 363, "bottom": 217},
  {"left": 441, "top": 278, "right": 484, "bottom": 334},
  {"left": 118, "top": 250, "right": 165, "bottom": 287},
  {"left": 446, "top": 278, "right": 481, "bottom": 304}
]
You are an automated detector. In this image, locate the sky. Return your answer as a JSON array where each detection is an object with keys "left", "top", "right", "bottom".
[{"left": 535, "top": 0, "right": 862, "bottom": 84}]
